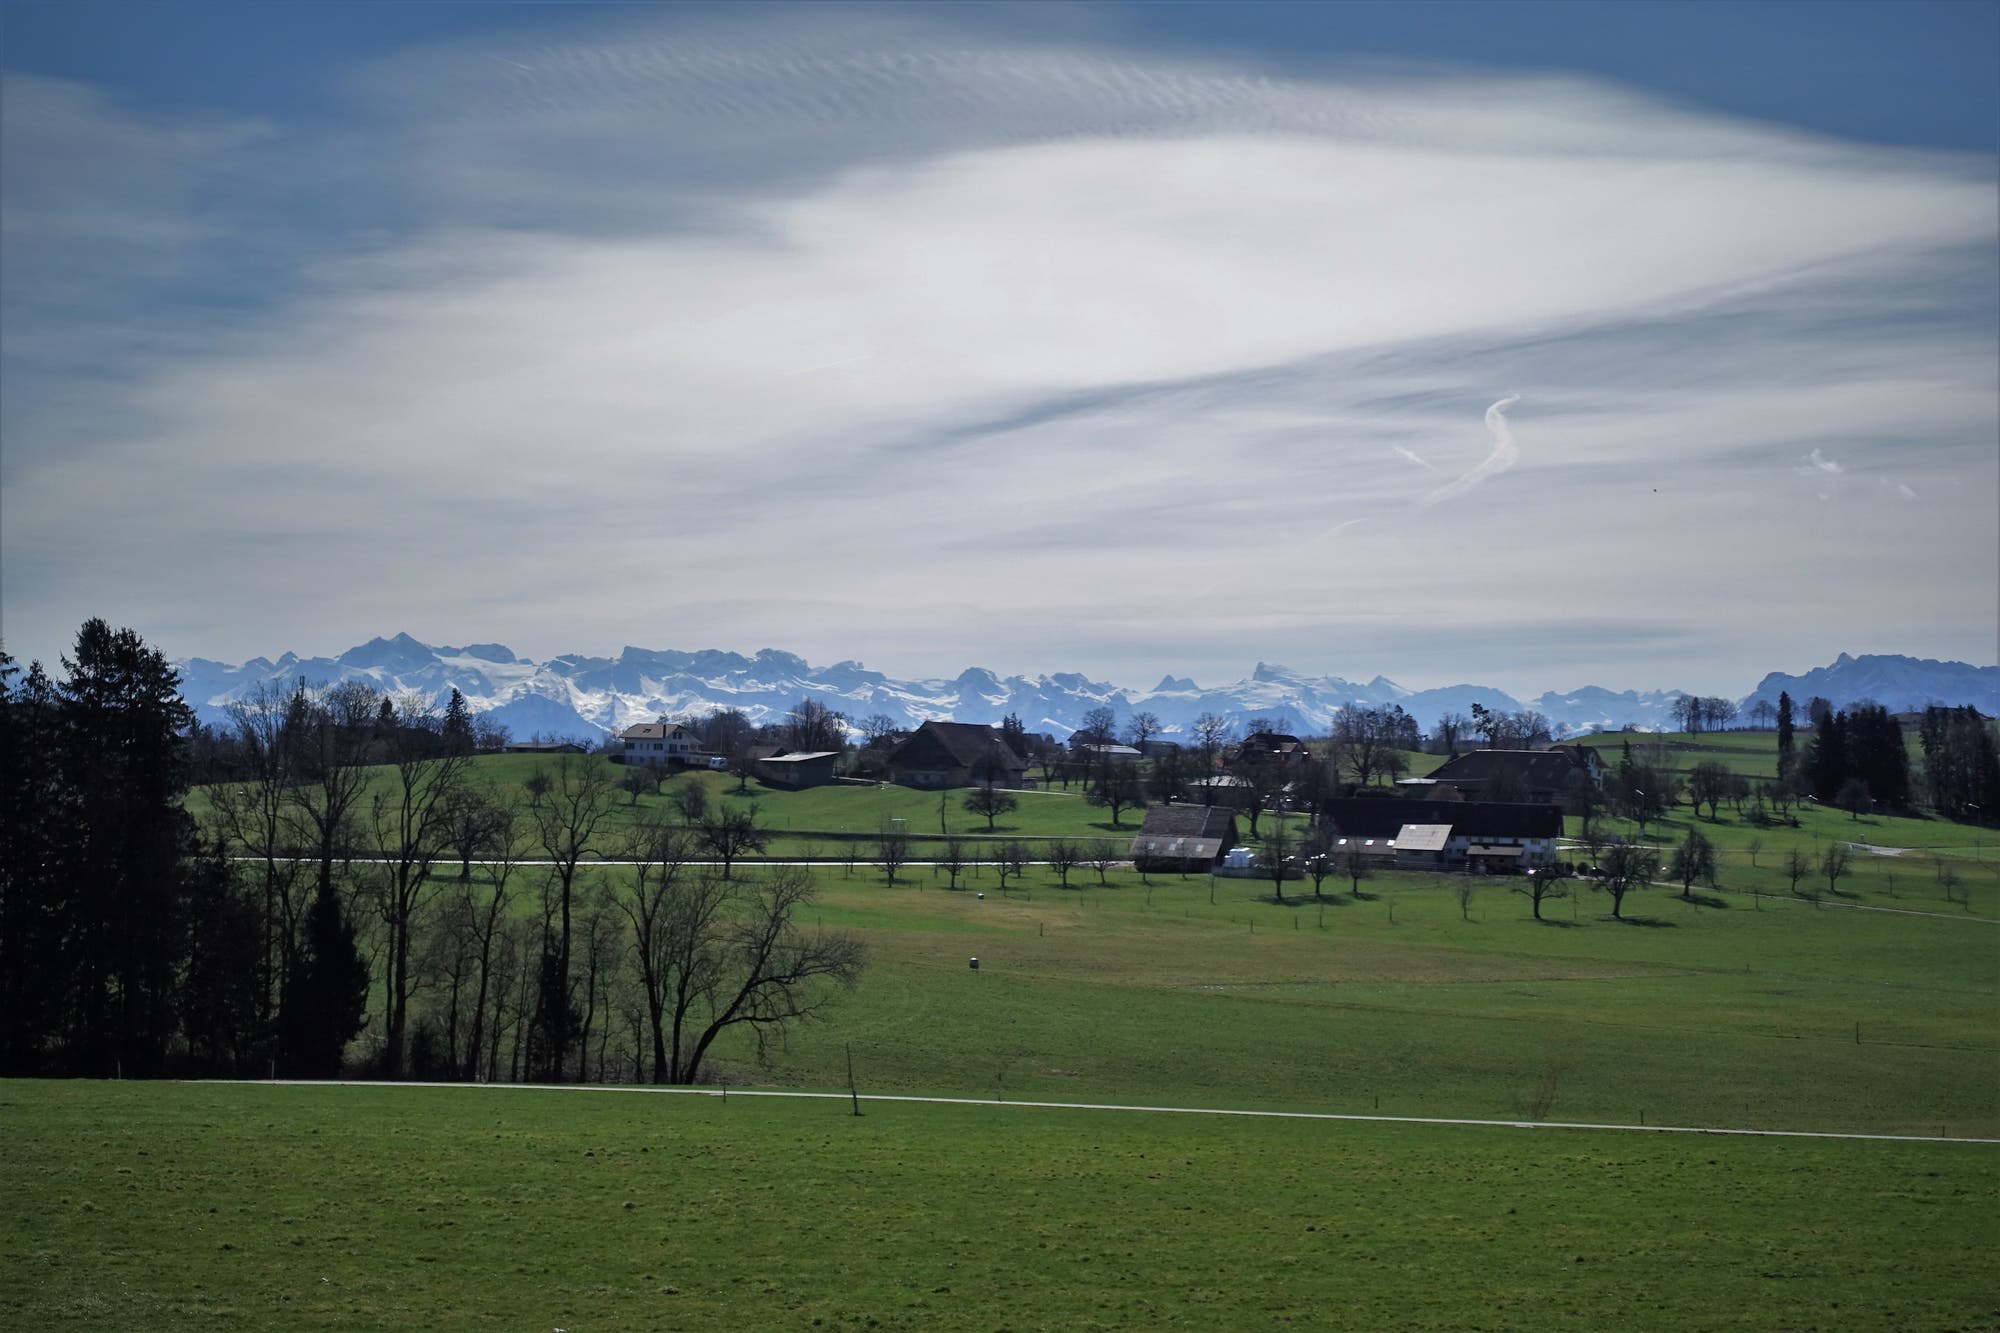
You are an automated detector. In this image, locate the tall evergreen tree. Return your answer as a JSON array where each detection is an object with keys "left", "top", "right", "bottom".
[
  {"left": 1809, "top": 709, "right": 1847, "bottom": 804},
  {"left": 59, "top": 619, "right": 196, "bottom": 1076},
  {"left": 0, "top": 654, "right": 83, "bottom": 1074},
  {"left": 279, "top": 879, "right": 369, "bottom": 1077},
  {"left": 1775, "top": 691, "right": 1795, "bottom": 787},
  {"left": 442, "top": 687, "right": 475, "bottom": 756}
]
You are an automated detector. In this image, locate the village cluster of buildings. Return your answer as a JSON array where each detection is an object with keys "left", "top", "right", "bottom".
[{"left": 615, "top": 716, "right": 1598, "bottom": 875}]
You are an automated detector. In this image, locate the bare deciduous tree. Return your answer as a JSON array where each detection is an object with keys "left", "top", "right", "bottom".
[
  {"left": 1511, "top": 865, "right": 1569, "bottom": 921},
  {"left": 1260, "top": 822, "right": 1294, "bottom": 901},
  {"left": 1047, "top": 838, "right": 1081, "bottom": 889},
  {"left": 1594, "top": 840, "right": 1659, "bottom": 920},
  {"left": 368, "top": 693, "right": 474, "bottom": 1078},
  {"left": 1087, "top": 838, "right": 1119, "bottom": 886},
  {"left": 1192, "top": 713, "right": 1231, "bottom": 804},
  {"left": 1086, "top": 759, "right": 1146, "bottom": 828},
  {"left": 784, "top": 697, "right": 847, "bottom": 753},
  {"left": 670, "top": 778, "right": 711, "bottom": 828},
  {"left": 938, "top": 836, "right": 971, "bottom": 890},
  {"left": 698, "top": 805, "right": 770, "bottom": 881},
  {"left": 963, "top": 784, "right": 1017, "bottom": 831},
  {"left": 875, "top": 820, "right": 911, "bottom": 886},
  {"left": 1784, "top": 847, "right": 1813, "bottom": 899},
  {"left": 1342, "top": 844, "right": 1374, "bottom": 898},
  {"left": 457, "top": 803, "right": 518, "bottom": 1081},
  {"left": 994, "top": 840, "right": 1031, "bottom": 893},
  {"left": 618, "top": 764, "right": 658, "bottom": 806},
  {"left": 531, "top": 755, "right": 615, "bottom": 1080},
  {"left": 640, "top": 863, "right": 865, "bottom": 1086},
  {"left": 1668, "top": 828, "right": 1717, "bottom": 901},
  {"left": 615, "top": 814, "right": 695, "bottom": 1082}
]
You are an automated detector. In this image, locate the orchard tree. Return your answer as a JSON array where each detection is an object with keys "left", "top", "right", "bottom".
[
  {"left": 1594, "top": 840, "right": 1659, "bottom": 920},
  {"left": 1086, "top": 760, "right": 1146, "bottom": 828},
  {"left": 1512, "top": 864, "right": 1570, "bottom": 921},
  {"left": 963, "top": 784, "right": 1018, "bottom": 831},
  {"left": 1667, "top": 828, "right": 1717, "bottom": 901},
  {"left": 699, "top": 805, "right": 771, "bottom": 881}
]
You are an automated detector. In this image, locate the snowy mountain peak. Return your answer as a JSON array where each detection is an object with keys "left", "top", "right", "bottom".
[
  {"left": 337, "top": 632, "right": 435, "bottom": 673},
  {"left": 169, "top": 640, "right": 1995, "bottom": 744}
]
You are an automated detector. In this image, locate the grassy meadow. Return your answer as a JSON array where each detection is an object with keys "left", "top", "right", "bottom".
[
  {"left": 6, "top": 1082, "right": 1996, "bottom": 1332},
  {"left": 16, "top": 727, "right": 1995, "bottom": 1328}
]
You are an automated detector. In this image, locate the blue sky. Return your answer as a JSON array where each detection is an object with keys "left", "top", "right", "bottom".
[{"left": 3, "top": 2, "right": 1995, "bottom": 695}]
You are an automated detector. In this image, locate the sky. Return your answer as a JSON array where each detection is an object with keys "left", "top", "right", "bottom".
[{"left": 3, "top": 0, "right": 1996, "bottom": 697}]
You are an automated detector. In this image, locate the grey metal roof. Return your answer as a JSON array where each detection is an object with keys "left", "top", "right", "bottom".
[{"left": 1395, "top": 823, "right": 1454, "bottom": 852}]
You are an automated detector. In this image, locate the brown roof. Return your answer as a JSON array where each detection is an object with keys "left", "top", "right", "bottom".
[
  {"left": 887, "top": 720, "right": 1025, "bottom": 773},
  {"left": 1134, "top": 804, "right": 1238, "bottom": 840}
]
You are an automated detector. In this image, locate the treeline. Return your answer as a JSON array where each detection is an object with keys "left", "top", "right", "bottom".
[
  {"left": 1, "top": 620, "right": 862, "bottom": 1082},
  {"left": 1916, "top": 705, "right": 2000, "bottom": 822}
]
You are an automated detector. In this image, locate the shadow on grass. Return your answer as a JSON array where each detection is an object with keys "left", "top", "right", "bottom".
[
  {"left": 1534, "top": 917, "right": 1581, "bottom": 929},
  {"left": 1613, "top": 915, "right": 1680, "bottom": 928},
  {"left": 1673, "top": 892, "right": 1731, "bottom": 910}
]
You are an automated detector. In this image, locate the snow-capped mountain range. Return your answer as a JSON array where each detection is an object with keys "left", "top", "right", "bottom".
[{"left": 170, "top": 636, "right": 1997, "bottom": 743}]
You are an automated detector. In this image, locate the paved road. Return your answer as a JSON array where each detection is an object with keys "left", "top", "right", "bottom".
[{"left": 215, "top": 1079, "right": 1999, "bottom": 1146}]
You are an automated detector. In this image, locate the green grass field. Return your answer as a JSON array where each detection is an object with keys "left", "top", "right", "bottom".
[
  {"left": 6, "top": 1082, "right": 1995, "bottom": 1331},
  {"left": 34, "top": 739, "right": 1993, "bottom": 1328}
]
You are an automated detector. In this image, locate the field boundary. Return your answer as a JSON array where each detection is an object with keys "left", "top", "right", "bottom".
[{"left": 208, "top": 1079, "right": 2000, "bottom": 1145}]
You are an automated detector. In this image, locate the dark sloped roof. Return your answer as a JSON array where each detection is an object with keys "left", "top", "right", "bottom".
[
  {"left": 886, "top": 720, "right": 1025, "bottom": 772},
  {"left": 1325, "top": 797, "right": 1562, "bottom": 839},
  {"left": 1135, "top": 804, "right": 1237, "bottom": 840},
  {"left": 1425, "top": 750, "right": 1581, "bottom": 789},
  {"left": 621, "top": 722, "right": 692, "bottom": 741}
]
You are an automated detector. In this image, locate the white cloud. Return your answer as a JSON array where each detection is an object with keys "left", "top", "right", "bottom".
[
  {"left": 1420, "top": 395, "right": 1521, "bottom": 506},
  {"left": 2, "top": 10, "right": 1995, "bottom": 692}
]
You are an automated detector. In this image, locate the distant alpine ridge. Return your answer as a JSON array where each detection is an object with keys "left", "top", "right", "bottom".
[{"left": 171, "top": 636, "right": 1998, "bottom": 742}]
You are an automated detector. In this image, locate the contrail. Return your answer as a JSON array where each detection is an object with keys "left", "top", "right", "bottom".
[
  {"left": 1419, "top": 394, "right": 1520, "bottom": 506},
  {"left": 1391, "top": 444, "right": 1436, "bottom": 471}
]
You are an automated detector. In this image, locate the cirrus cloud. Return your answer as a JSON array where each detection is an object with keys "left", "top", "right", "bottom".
[{"left": 2, "top": 8, "right": 1994, "bottom": 693}]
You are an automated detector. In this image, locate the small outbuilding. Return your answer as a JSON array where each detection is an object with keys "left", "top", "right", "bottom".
[{"left": 754, "top": 750, "right": 841, "bottom": 790}]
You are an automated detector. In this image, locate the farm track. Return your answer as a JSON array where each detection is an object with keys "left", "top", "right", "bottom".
[{"left": 212, "top": 1078, "right": 2000, "bottom": 1145}]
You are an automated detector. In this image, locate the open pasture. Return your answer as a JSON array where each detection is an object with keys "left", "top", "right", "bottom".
[
  {"left": 5, "top": 1081, "right": 1995, "bottom": 1332},
  {"left": 706, "top": 861, "right": 1999, "bottom": 1139}
]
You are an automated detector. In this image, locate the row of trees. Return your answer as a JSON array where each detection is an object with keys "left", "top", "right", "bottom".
[
  {"left": 1, "top": 622, "right": 865, "bottom": 1083},
  {"left": 1, "top": 623, "right": 366, "bottom": 1078}
]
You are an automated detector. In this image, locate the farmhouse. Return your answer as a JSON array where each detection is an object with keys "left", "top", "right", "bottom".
[
  {"left": 884, "top": 720, "right": 1029, "bottom": 789},
  {"left": 619, "top": 720, "right": 699, "bottom": 767},
  {"left": 1232, "top": 730, "right": 1312, "bottom": 771},
  {"left": 1415, "top": 746, "right": 1606, "bottom": 813},
  {"left": 1129, "top": 804, "right": 1241, "bottom": 873},
  {"left": 1322, "top": 797, "right": 1563, "bottom": 870}
]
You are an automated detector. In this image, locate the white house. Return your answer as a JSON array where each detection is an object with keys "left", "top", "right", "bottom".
[{"left": 619, "top": 720, "right": 700, "bottom": 768}]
